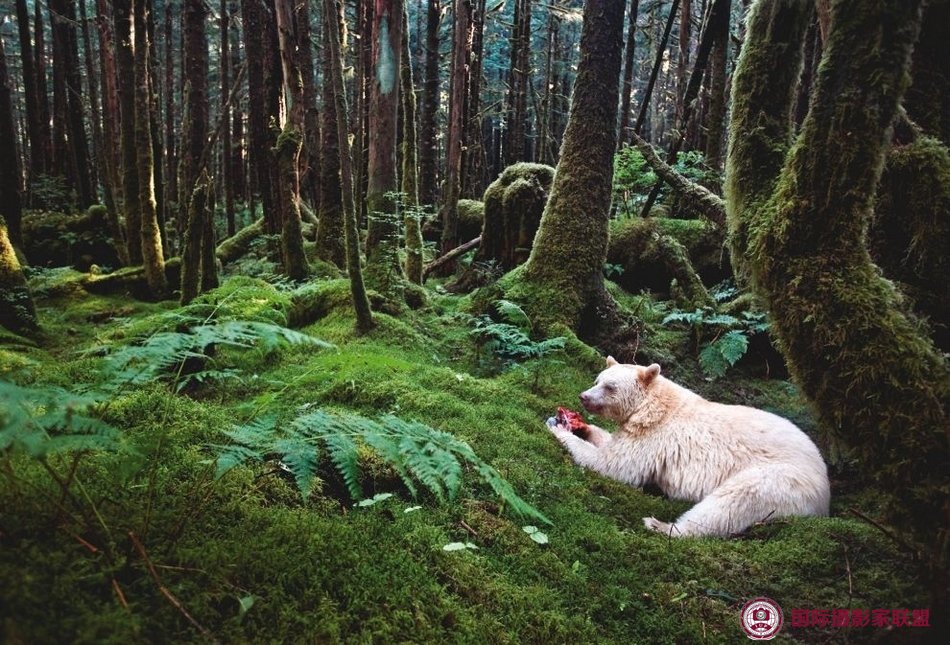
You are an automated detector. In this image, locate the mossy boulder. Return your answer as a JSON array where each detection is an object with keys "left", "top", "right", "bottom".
[
  {"left": 457, "top": 199, "right": 485, "bottom": 242},
  {"left": 607, "top": 217, "right": 726, "bottom": 298},
  {"left": 22, "top": 206, "right": 120, "bottom": 271}
]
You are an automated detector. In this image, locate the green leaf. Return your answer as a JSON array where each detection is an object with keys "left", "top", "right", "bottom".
[{"left": 442, "top": 542, "right": 478, "bottom": 551}]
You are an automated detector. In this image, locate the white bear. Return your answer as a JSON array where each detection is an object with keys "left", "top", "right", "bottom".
[{"left": 547, "top": 357, "right": 830, "bottom": 537}]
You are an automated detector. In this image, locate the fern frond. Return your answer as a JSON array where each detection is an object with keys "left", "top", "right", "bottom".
[
  {"left": 494, "top": 299, "right": 532, "bottom": 330},
  {"left": 321, "top": 433, "right": 362, "bottom": 500}
]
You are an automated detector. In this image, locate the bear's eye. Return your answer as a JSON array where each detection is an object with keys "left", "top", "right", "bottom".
[{"left": 603, "top": 384, "right": 615, "bottom": 393}]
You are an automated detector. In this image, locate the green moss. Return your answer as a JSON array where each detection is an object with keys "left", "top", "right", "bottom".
[
  {"left": 456, "top": 199, "right": 485, "bottom": 241},
  {"left": 0, "top": 265, "right": 932, "bottom": 641}
]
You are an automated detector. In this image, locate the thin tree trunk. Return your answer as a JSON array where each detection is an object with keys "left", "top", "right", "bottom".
[
  {"left": 115, "top": 0, "right": 142, "bottom": 263},
  {"left": 34, "top": 0, "right": 52, "bottom": 180},
  {"left": 179, "top": 0, "right": 210, "bottom": 248},
  {"left": 675, "top": 0, "right": 692, "bottom": 133},
  {"left": 297, "top": 0, "right": 322, "bottom": 214},
  {"left": 417, "top": 0, "right": 440, "bottom": 206},
  {"left": 221, "top": 0, "right": 234, "bottom": 236},
  {"left": 364, "top": 0, "right": 406, "bottom": 294},
  {"left": 147, "top": 0, "right": 165, "bottom": 248},
  {"left": 316, "top": 0, "right": 347, "bottom": 267},
  {"left": 180, "top": 173, "right": 210, "bottom": 305},
  {"left": 505, "top": 0, "right": 531, "bottom": 166},
  {"left": 617, "top": 0, "right": 640, "bottom": 148},
  {"left": 438, "top": 0, "right": 473, "bottom": 265},
  {"left": 462, "top": 0, "right": 486, "bottom": 197},
  {"left": 79, "top": 0, "right": 103, "bottom": 202},
  {"left": 230, "top": 2, "right": 247, "bottom": 204},
  {"left": 400, "top": 3, "right": 423, "bottom": 284},
  {"left": 163, "top": 2, "right": 178, "bottom": 237},
  {"left": 134, "top": 0, "right": 166, "bottom": 295},
  {"left": 274, "top": 0, "right": 311, "bottom": 281},
  {"left": 49, "top": 1, "right": 68, "bottom": 181},
  {"left": 15, "top": 0, "right": 43, "bottom": 181},
  {"left": 703, "top": 0, "right": 731, "bottom": 170},
  {"left": 633, "top": 0, "right": 680, "bottom": 135},
  {"left": 324, "top": 0, "right": 375, "bottom": 333},
  {"left": 353, "top": 0, "right": 374, "bottom": 225}
]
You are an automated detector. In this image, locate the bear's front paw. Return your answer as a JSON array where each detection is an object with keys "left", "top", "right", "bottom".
[
  {"left": 546, "top": 417, "right": 569, "bottom": 434},
  {"left": 643, "top": 517, "right": 679, "bottom": 536}
]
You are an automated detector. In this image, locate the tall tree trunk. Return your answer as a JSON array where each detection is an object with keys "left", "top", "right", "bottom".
[
  {"left": 297, "top": 0, "right": 322, "bottom": 214},
  {"left": 675, "top": 0, "right": 692, "bottom": 133},
  {"left": 633, "top": 0, "right": 680, "bottom": 135},
  {"left": 437, "top": 0, "right": 473, "bottom": 264},
  {"left": 179, "top": 0, "right": 210, "bottom": 244},
  {"left": 316, "top": 0, "right": 347, "bottom": 268},
  {"left": 726, "top": 0, "right": 949, "bottom": 583},
  {"left": 704, "top": 0, "right": 731, "bottom": 170},
  {"left": 50, "top": 0, "right": 94, "bottom": 207},
  {"left": 0, "top": 31, "right": 25, "bottom": 248},
  {"left": 274, "top": 0, "right": 311, "bottom": 281},
  {"left": 400, "top": 3, "right": 423, "bottom": 284},
  {"left": 538, "top": 11, "right": 561, "bottom": 165},
  {"left": 417, "top": 0, "right": 440, "bottom": 206},
  {"left": 221, "top": 0, "right": 235, "bottom": 236},
  {"left": 462, "top": 0, "right": 486, "bottom": 198},
  {"left": 324, "top": 0, "right": 375, "bottom": 333},
  {"left": 146, "top": 0, "right": 165, "bottom": 249},
  {"left": 163, "top": 3, "right": 178, "bottom": 236},
  {"left": 355, "top": 0, "right": 374, "bottom": 225},
  {"left": 134, "top": 0, "right": 166, "bottom": 296},
  {"left": 242, "top": 0, "right": 280, "bottom": 233},
  {"left": 364, "top": 0, "right": 406, "bottom": 295},
  {"left": 505, "top": 0, "right": 531, "bottom": 166},
  {"left": 49, "top": 1, "right": 68, "bottom": 181},
  {"left": 115, "top": 0, "right": 142, "bottom": 263},
  {"left": 15, "top": 0, "right": 44, "bottom": 181},
  {"left": 180, "top": 173, "right": 210, "bottom": 305},
  {"left": 617, "top": 0, "right": 640, "bottom": 148},
  {"left": 96, "top": 0, "right": 129, "bottom": 265},
  {"left": 230, "top": 2, "right": 247, "bottom": 204},
  {"left": 79, "top": 0, "right": 103, "bottom": 203},
  {"left": 34, "top": 0, "right": 52, "bottom": 181},
  {"left": 509, "top": 0, "right": 625, "bottom": 335}
]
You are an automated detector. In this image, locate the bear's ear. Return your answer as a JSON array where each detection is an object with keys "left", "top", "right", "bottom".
[
  {"left": 641, "top": 363, "right": 661, "bottom": 384},
  {"left": 605, "top": 355, "right": 619, "bottom": 367}
]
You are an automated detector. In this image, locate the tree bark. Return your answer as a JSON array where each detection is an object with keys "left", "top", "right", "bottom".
[
  {"left": 437, "top": 0, "right": 473, "bottom": 265},
  {"left": 33, "top": 0, "right": 52, "bottom": 181},
  {"left": 316, "top": 0, "right": 347, "bottom": 268},
  {"left": 674, "top": 0, "right": 692, "bottom": 134},
  {"left": 505, "top": 0, "right": 531, "bottom": 166},
  {"left": 324, "top": 0, "right": 375, "bottom": 333},
  {"left": 274, "top": 0, "right": 311, "bottom": 281},
  {"left": 15, "top": 0, "right": 44, "bottom": 180},
  {"left": 79, "top": 0, "right": 103, "bottom": 204},
  {"left": 400, "top": 3, "right": 424, "bottom": 284},
  {"left": 633, "top": 0, "right": 680, "bottom": 136},
  {"left": 364, "top": 0, "right": 406, "bottom": 295},
  {"left": 220, "top": 0, "right": 235, "bottom": 237},
  {"left": 462, "top": 0, "right": 486, "bottom": 197},
  {"left": 180, "top": 174, "right": 210, "bottom": 305},
  {"left": 617, "top": 0, "right": 640, "bottom": 148},
  {"left": 417, "top": 0, "right": 441, "bottom": 206},
  {"left": 115, "top": 0, "right": 142, "bottom": 263},
  {"left": 297, "top": 0, "right": 322, "bottom": 214},
  {"left": 510, "top": 0, "right": 626, "bottom": 334},
  {"left": 179, "top": 0, "right": 210, "bottom": 247},
  {"left": 0, "top": 222, "right": 37, "bottom": 334},
  {"left": 134, "top": 0, "right": 167, "bottom": 296},
  {"left": 726, "top": 0, "right": 949, "bottom": 574},
  {"left": 703, "top": 0, "right": 731, "bottom": 170},
  {"left": 0, "top": 30, "right": 25, "bottom": 248}
]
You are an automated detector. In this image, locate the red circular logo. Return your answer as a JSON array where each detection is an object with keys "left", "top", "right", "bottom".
[{"left": 740, "top": 597, "right": 784, "bottom": 640}]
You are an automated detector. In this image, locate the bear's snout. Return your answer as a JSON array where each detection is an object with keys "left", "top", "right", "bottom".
[{"left": 580, "top": 390, "right": 598, "bottom": 412}]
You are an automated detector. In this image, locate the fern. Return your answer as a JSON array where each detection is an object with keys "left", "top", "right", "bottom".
[
  {"left": 493, "top": 299, "right": 532, "bottom": 331},
  {"left": 214, "top": 408, "right": 551, "bottom": 525},
  {"left": 95, "top": 317, "right": 334, "bottom": 393},
  {"left": 0, "top": 380, "right": 124, "bottom": 457},
  {"left": 662, "top": 302, "right": 770, "bottom": 379}
]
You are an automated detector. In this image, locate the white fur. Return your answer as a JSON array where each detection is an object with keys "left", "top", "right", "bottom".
[{"left": 549, "top": 358, "right": 830, "bottom": 537}]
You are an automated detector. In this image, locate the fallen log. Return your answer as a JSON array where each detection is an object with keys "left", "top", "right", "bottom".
[{"left": 422, "top": 236, "right": 481, "bottom": 281}]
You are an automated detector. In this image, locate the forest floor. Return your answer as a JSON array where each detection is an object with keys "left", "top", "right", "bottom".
[{"left": 0, "top": 260, "right": 931, "bottom": 643}]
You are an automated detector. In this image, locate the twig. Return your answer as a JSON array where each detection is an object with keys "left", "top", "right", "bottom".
[
  {"left": 128, "top": 532, "right": 217, "bottom": 642},
  {"left": 459, "top": 520, "right": 478, "bottom": 537},
  {"left": 843, "top": 544, "right": 853, "bottom": 605},
  {"left": 112, "top": 578, "right": 129, "bottom": 610},
  {"left": 846, "top": 507, "right": 918, "bottom": 557},
  {"left": 66, "top": 529, "right": 99, "bottom": 554}
]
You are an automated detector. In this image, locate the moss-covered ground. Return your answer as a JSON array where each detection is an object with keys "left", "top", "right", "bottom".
[{"left": 0, "top": 271, "right": 931, "bottom": 643}]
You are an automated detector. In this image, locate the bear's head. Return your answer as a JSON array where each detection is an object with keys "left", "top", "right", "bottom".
[{"left": 579, "top": 356, "right": 661, "bottom": 422}]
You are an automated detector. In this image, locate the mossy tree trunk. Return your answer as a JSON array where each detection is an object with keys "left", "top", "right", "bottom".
[
  {"left": 325, "top": 0, "right": 375, "bottom": 333},
  {"left": 509, "top": 0, "right": 625, "bottom": 333},
  {"left": 400, "top": 4, "right": 424, "bottom": 285},
  {"left": 274, "top": 0, "right": 311, "bottom": 282},
  {"left": 417, "top": 0, "right": 441, "bottom": 207},
  {"left": 134, "top": 0, "right": 167, "bottom": 297},
  {"left": 0, "top": 223, "right": 37, "bottom": 334},
  {"left": 114, "top": 0, "right": 142, "bottom": 264},
  {"left": 0, "top": 30, "right": 23, "bottom": 249},
  {"left": 726, "top": 0, "right": 949, "bottom": 570},
  {"left": 180, "top": 176, "right": 210, "bottom": 306},
  {"left": 316, "top": 0, "right": 348, "bottom": 268},
  {"left": 364, "top": 0, "right": 406, "bottom": 296}
]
